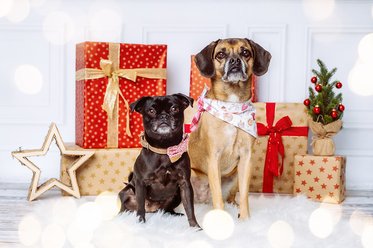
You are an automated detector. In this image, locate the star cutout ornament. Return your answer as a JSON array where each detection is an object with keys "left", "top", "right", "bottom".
[{"left": 11, "top": 123, "right": 94, "bottom": 201}]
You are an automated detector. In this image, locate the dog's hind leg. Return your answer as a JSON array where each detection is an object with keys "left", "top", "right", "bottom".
[{"left": 118, "top": 185, "right": 137, "bottom": 213}]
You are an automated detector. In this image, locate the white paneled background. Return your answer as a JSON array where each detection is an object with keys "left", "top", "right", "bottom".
[{"left": 1, "top": 0, "right": 373, "bottom": 189}]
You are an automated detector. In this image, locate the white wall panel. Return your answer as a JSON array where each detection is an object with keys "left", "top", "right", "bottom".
[
  {"left": 248, "top": 25, "right": 287, "bottom": 101},
  {"left": 0, "top": 25, "right": 65, "bottom": 125},
  {"left": 306, "top": 26, "right": 373, "bottom": 129},
  {"left": 143, "top": 26, "right": 227, "bottom": 94}
]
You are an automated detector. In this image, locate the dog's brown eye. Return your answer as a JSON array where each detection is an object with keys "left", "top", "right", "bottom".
[
  {"left": 148, "top": 108, "right": 156, "bottom": 115},
  {"left": 215, "top": 52, "right": 226, "bottom": 60},
  {"left": 170, "top": 106, "right": 179, "bottom": 113},
  {"left": 241, "top": 49, "right": 251, "bottom": 58}
]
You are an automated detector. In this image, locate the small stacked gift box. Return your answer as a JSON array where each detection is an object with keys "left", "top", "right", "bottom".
[{"left": 60, "top": 41, "right": 167, "bottom": 195}]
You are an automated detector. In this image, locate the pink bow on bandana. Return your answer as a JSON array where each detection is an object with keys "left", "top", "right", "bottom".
[
  {"left": 190, "top": 96, "right": 205, "bottom": 133},
  {"left": 167, "top": 134, "right": 189, "bottom": 162}
]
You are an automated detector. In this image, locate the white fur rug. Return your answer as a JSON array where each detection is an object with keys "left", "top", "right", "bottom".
[{"left": 18, "top": 194, "right": 373, "bottom": 248}]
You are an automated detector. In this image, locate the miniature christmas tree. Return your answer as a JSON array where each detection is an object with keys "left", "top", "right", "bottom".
[{"left": 303, "top": 59, "right": 344, "bottom": 125}]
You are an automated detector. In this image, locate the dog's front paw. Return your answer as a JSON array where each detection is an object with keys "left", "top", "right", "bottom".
[
  {"left": 189, "top": 220, "right": 202, "bottom": 230},
  {"left": 137, "top": 212, "right": 146, "bottom": 223}
]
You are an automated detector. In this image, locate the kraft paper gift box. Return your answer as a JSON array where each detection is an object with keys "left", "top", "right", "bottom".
[
  {"left": 61, "top": 145, "right": 141, "bottom": 196},
  {"left": 249, "top": 102, "right": 309, "bottom": 194},
  {"left": 293, "top": 155, "right": 346, "bottom": 204},
  {"left": 189, "top": 55, "right": 258, "bottom": 101},
  {"left": 76, "top": 41, "right": 167, "bottom": 149}
]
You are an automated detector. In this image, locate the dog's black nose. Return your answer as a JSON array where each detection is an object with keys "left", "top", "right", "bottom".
[
  {"left": 229, "top": 57, "right": 241, "bottom": 66},
  {"left": 159, "top": 113, "right": 168, "bottom": 120}
]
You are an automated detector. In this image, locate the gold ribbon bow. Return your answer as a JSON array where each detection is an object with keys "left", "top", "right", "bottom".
[{"left": 76, "top": 43, "right": 166, "bottom": 148}]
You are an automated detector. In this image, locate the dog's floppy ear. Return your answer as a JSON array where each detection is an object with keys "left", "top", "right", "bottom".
[
  {"left": 173, "top": 93, "right": 194, "bottom": 109},
  {"left": 246, "top": 39, "right": 272, "bottom": 76},
  {"left": 130, "top": 96, "right": 151, "bottom": 113},
  {"left": 195, "top": 39, "right": 220, "bottom": 78}
]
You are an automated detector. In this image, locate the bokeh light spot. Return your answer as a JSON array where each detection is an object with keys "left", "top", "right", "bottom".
[
  {"left": 75, "top": 202, "right": 103, "bottom": 232},
  {"left": 302, "top": 0, "right": 335, "bottom": 21},
  {"left": 267, "top": 220, "right": 295, "bottom": 248},
  {"left": 362, "top": 224, "right": 373, "bottom": 248},
  {"left": 349, "top": 210, "right": 373, "bottom": 236},
  {"left": 41, "top": 223, "right": 66, "bottom": 248},
  {"left": 309, "top": 208, "right": 334, "bottom": 238},
  {"left": 94, "top": 191, "right": 121, "bottom": 221},
  {"left": 18, "top": 214, "right": 42, "bottom": 246},
  {"left": 52, "top": 197, "right": 78, "bottom": 227},
  {"left": 15, "top": 64, "right": 43, "bottom": 95},
  {"left": 358, "top": 33, "right": 373, "bottom": 64},
  {"left": 67, "top": 221, "right": 94, "bottom": 246},
  {"left": 0, "top": 0, "right": 13, "bottom": 17},
  {"left": 43, "top": 11, "right": 75, "bottom": 45},
  {"left": 6, "top": 0, "right": 30, "bottom": 23},
  {"left": 348, "top": 62, "right": 373, "bottom": 96},
  {"left": 202, "top": 209, "right": 234, "bottom": 240},
  {"left": 320, "top": 200, "right": 342, "bottom": 225}
]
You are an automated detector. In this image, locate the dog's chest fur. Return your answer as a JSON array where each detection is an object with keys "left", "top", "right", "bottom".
[
  {"left": 141, "top": 155, "right": 183, "bottom": 201},
  {"left": 189, "top": 111, "right": 251, "bottom": 176}
]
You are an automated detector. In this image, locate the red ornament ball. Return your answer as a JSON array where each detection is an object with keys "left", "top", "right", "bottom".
[
  {"left": 311, "top": 76, "right": 317, "bottom": 84},
  {"left": 303, "top": 99, "right": 311, "bottom": 107},
  {"left": 331, "top": 109, "right": 338, "bottom": 119},
  {"left": 313, "top": 105, "right": 321, "bottom": 114},
  {"left": 338, "top": 103, "right": 345, "bottom": 112},
  {"left": 336, "top": 82, "right": 343, "bottom": 89},
  {"left": 315, "top": 84, "right": 323, "bottom": 92}
]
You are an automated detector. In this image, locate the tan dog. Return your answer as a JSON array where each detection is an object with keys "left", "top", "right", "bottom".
[{"left": 188, "top": 38, "right": 271, "bottom": 219}]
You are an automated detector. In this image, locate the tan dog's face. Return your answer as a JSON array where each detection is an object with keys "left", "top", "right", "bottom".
[
  {"left": 213, "top": 39, "right": 254, "bottom": 83},
  {"left": 195, "top": 38, "right": 271, "bottom": 83}
]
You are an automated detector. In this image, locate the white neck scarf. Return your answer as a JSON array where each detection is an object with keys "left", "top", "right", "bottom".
[{"left": 190, "top": 88, "right": 257, "bottom": 138}]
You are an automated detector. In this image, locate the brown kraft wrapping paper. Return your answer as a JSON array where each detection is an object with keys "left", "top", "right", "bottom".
[
  {"left": 61, "top": 145, "right": 140, "bottom": 196},
  {"left": 249, "top": 102, "right": 309, "bottom": 194},
  {"left": 294, "top": 155, "right": 346, "bottom": 204}
]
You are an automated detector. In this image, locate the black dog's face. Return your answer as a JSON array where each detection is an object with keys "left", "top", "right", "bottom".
[{"left": 130, "top": 94, "right": 193, "bottom": 138}]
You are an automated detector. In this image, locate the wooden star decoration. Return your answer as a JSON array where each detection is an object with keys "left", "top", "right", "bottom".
[{"left": 11, "top": 123, "right": 95, "bottom": 201}]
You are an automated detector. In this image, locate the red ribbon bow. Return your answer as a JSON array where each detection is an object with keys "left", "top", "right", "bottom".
[{"left": 257, "top": 103, "right": 308, "bottom": 193}]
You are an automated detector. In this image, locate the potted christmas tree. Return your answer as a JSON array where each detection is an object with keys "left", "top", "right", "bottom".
[{"left": 304, "top": 59, "right": 344, "bottom": 156}]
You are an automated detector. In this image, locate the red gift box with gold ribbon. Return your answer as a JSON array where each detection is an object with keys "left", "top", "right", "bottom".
[
  {"left": 249, "top": 102, "right": 309, "bottom": 193},
  {"left": 75, "top": 42, "right": 167, "bottom": 148}
]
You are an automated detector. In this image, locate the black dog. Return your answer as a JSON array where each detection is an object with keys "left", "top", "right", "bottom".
[{"left": 118, "top": 94, "right": 200, "bottom": 228}]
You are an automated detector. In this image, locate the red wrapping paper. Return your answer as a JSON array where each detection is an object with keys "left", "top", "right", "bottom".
[{"left": 76, "top": 42, "right": 167, "bottom": 148}]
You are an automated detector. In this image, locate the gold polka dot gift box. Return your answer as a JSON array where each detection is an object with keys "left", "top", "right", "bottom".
[
  {"left": 75, "top": 42, "right": 167, "bottom": 149},
  {"left": 293, "top": 155, "right": 346, "bottom": 204},
  {"left": 61, "top": 144, "right": 140, "bottom": 196},
  {"left": 249, "top": 102, "right": 309, "bottom": 194}
]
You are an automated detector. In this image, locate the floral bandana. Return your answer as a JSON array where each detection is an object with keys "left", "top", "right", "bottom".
[{"left": 190, "top": 88, "right": 257, "bottom": 138}]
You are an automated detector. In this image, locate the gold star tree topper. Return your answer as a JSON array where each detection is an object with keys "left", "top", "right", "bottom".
[{"left": 11, "top": 123, "right": 94, "bottom": 201}]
